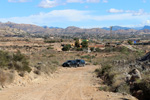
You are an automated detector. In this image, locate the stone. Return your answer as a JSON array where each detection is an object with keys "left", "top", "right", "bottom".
[{"left": 129, "top": 69, "right": 142, "bottom": 82}]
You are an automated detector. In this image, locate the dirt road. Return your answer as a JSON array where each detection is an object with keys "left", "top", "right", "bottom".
[{"left": 0, "top": 65, "right": 137, "bottom": 100}]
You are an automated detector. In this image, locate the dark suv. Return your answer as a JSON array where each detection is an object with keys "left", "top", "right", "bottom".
[
  {"left": 75, "top": 59, "right": 85, "bottom": 67},
  {"left": 62, "top": 59, "right": 85, "bottom": 67}
]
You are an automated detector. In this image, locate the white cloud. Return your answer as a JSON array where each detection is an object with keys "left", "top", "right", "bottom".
[
  {"left": 39, "top": 0, "right": 84, "bottom": 8},
  {"left": 66, "top": 0, "right": 83, "bottom": 3},
  {"left": 0, "top": 9, "right": 150, "bottom": 27},
  {"left": 108, "top": 8, "right": 149, "bottom": 16},
  {"left": 128, "top": 9, "right": 146, "bottom": 16},
  {"left": 86, "top": 0, "right": 100, "bottom": 3},
  {"left": 8, "top": 0, "right": 31, "bottom": 2},
  {"left": 39, "top": 0, "right": 102, "bottom": 8},
  {"left": 108, "top": 8, "right": 124, "bottom": 13},
  {"left": 66, "top": 0, "right": 100, "bottom": 3},
  {"left": 0, "top": 10, "right": 90, "bottom": 25},
  {"left": 38, "top": 0, "right": 64, "bottom": 8}
]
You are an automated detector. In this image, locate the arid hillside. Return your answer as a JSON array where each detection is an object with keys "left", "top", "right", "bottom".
[{"left": 1, "top": 22, "right": 150, "bottom": 36}]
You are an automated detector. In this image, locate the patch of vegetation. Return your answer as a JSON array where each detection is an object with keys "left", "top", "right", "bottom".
[
  {"left": 90, "top": 47, "right": 95, "bottom": 52},
  {"left": 95, "top": 50, "right": 145, "bottom": 96},
  {"left": 44, "top": 40, "right": 60, "bottom": 43},
  {"left": 93, "top": 62, "right": 99, "bottom": 65},
  {"left": 47, "top": 46, "right": 54, "bottom": 49},
  {"left": 0, "top": 50, "right": 31, "bottom": 72},
  {"left": 81, "top": 40, "right": 88, "bottom": 48},
  {"left": 75, "top": 39, "right": 80, "bottom": 48},
  {"left": 0, "top": 70, "right": 15, "bottom": 87},
  {"left": 99, "top": 86, "right": 110, "bottom": 91},
  {"left": 81, "top": 55, "right": 95, "bottom": 59},
  {"left": 62, "top": 44, "right": 71, "bottom": 51},
  {"left": 128, "top": 40, "right": 133, "bottom": 45},
  {"left": 134, "top": 78, "right": 150, "bottom": 100},
  {"left": 52, "top": 60, "right": 59, "bottom": 65},
  {"left": 0, "top": 70, "right": 6, "bottom": 87},
  {"left": 76, "top": 47, "right": 83, "bottom": 51}
]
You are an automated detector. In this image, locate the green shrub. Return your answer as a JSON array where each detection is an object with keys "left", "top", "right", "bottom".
[
  {"left": 13, "top": 50, "right": 25, "bottom": 61},
  {"left": 100, "top": 64, "right": 112, "bottom": 75},
  {"left": 47, "top": 46, "right": 54, "bottom": 49},
  {"left": 90, "top": 47, "right": 95, "bottom": 52},
  {"left": 128, "top": 40, "right": 133, "bottom": 45},
  {"left": 0, "top": 50, "right": 31, "bottom": 73},
  {"left": 44, "top": 40, "right": 59, "bottom": 43},
  {"left": 13, "top": 51, "right": 31, "bottom": 72},
  {"left": 116, "top": 83, "right": 131, "bottom": 94},
  {"left": 62, "top": 44, "right": 71, "bottom": 51},
  {"left": 93, "top": 62, "right": 99, "bottom": 65},
  {"left": 75, "top": 40, "right": 80, "bottom": 48},
  {"left": 99, "top": 86, "right": 110, "bottom": 91},
  {"left": 76, "top": 47, "right": 83, "bottom": 51},
  {"left": 81, "top": 40, "right": 88, "bottom": 48},
  {"left": 95, "top": 68, "right": 101, "bottom": 75},
  {"left": 137, "top": 79, "right": 150, "bottom": 100},
  {"left": 0, "top": 51, "right": 11, "bottom": 68},
  {"left": 95, "top": 48, "right": 101, "bottom": 52}
]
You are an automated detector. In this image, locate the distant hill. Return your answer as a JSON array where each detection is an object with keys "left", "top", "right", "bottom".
[
  {"left": 0, "top": 22, "right": 150, "bottom": 36},
  {"left": 43, "top": 26, "right": 61, "bottom": 29},
  {"left": 133, "top": 27, "right": 143, "bottom": 30},
  {"left": 0, "top": 22, "right": 52, "bottom": 35},
  {"left": 142, "top": 25, "right": 150, "bottom": 30},
  {"left": 0, "top": 22, "right": 110, "bottom": 35},
  {"left": 102, "top": 26, "right": 131, "bottom": 31},
  {"left": 102, "top": 26, "right": 147, "bottom": 31}
]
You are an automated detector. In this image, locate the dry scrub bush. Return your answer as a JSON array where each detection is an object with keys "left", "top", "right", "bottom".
[
  {"left": 0, "top": 70, "right": 14, "bottom": 87},
  {"left": 116, "top": 83, "right": 131, "bottom": 94},
  {"left": 0, "top": 50, "right": 31, "bottom": 73},
  {"left": 0, "top": 70, "right": 6, "bottom": 87},
  {"left": 95, "top": 50, "right": 145, "bottom": 95}
]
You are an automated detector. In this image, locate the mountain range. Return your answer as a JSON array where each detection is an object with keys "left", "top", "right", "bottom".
[
  {"left": 0, "top": 22, "right": 150, "bottom": 36},
  {"left": 102, "top": 26, "right": 150, "bottom": 31}
]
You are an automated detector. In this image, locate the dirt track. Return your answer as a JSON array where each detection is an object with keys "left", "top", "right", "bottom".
[{"left": 0, "top": 65, "right": 137, "bottom": 100}]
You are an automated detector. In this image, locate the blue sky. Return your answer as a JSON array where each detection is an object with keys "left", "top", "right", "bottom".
[{"left": 0, "top": 0, "right": 150, "bottom": 28}]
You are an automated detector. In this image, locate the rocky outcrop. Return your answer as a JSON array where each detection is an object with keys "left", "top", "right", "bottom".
[{"left": 129, "top": 69, "right": 142, "bottom": 82}]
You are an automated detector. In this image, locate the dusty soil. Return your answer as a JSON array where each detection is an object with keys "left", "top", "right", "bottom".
[{"left": 0, "top": 65, "right": 137, "bottom": 100}]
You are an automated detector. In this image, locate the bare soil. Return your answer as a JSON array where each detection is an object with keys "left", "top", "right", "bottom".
[{"left": 0, "top": 65, "right": 137, "bottom": 100}]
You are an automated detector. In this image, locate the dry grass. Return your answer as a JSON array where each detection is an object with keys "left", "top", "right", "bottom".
[
  {"left": 0, "top": 70, "right": 6, "bottom": 87},
  {"left": 94, "top": 48, "right": 145, "bottom": 95},
  {"left": 0, "top": 70, "right": 14, "bottom": 87}
]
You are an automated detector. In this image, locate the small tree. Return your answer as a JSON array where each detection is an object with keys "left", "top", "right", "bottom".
[
  {"left": 81, "top": 40, "right": 88, "bottom": 48},
  {"left": 75, "top": 40, "right": 80, "bottom": 48},
  {"left": 90, "top": 47, "right": 95, "bottom": 52},
  {"left": 62, "top": 44, "right": 71, "bottom": 51}
]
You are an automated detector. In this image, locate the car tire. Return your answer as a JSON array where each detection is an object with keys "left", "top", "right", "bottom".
[{"left": 82, "top": 64, "right": 85, "bottom": 67}]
